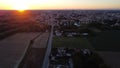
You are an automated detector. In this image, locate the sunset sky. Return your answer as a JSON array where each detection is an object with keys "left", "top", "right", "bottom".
[{"left": 0, "top": 0, "right": 120, "bottom": 10}]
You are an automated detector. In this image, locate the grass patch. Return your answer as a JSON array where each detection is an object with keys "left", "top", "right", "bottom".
[
  {"left": 89, "top": 30, "right": 120, "bottom": 52},
  {"left": 52, "top": 36, "right": 93, "bottom": 49}
]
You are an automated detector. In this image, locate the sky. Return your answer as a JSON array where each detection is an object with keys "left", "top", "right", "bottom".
[{"left": 0, "top": 0, "right": 120, "bottom": 10}]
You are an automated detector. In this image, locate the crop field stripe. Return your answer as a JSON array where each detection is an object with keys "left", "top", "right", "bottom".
[
  {"left": 15, "top": 32, "right": 43, "bottom": 68},
  {"left": 32, "top": 32, "right": 50, "bottom": 48}
]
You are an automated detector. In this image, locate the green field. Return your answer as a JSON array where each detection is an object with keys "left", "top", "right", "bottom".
[
  {"left": 89, "top": 30, "right": 120, "bottom": 52},
  {"left": 52, "top": 30, "right": 120, "bottom": 52},
  {"left": 52, "top": 36, "right": 93, "bottom": 49}
]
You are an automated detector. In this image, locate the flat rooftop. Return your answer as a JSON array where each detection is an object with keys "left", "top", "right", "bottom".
[{"left": 0, "top": 32, "right": 40, "bottom": 68}]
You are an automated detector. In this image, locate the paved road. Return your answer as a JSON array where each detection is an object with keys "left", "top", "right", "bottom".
[{"left": 42, "top": 25, "right": 54, "bottom": 68}]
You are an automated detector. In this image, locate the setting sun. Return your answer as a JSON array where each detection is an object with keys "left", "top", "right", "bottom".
[
  {"left": 11, "top": 0, "right": 29, "bottom": 11},
  {"left": 12, "top": 4, "right": 28, "bottom": 11}
]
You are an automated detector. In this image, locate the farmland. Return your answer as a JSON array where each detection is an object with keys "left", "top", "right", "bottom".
[{"left": 0, "top": 32, "right": 40, "bottom": 68}]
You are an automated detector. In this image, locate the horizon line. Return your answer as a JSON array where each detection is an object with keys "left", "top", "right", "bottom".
[{"left": 0, "top": 9, "right": 120, "bottom": 11}]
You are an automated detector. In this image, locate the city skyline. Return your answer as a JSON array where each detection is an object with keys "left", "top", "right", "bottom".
[{"left": 0, "top": 0, "right": 120, "bottom": 10}]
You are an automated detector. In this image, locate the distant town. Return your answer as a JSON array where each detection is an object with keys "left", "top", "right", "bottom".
[{"left": 0, "top": 10, "right": 120, "bottom": 68}]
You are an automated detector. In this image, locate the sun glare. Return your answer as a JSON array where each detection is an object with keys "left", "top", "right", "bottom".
[
  {"left": 13, "top": 4, "right": 28, "bottom": 11},
  {"left": 11, "top": 0, "right": 29, "bottom": 12}
]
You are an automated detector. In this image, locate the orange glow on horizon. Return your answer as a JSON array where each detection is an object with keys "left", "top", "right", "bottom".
[
  {"left": 17, "top": 10, "right": 25, "bottom": 13},
  {"left": 0, "top": 0, "right": 120, "bottom": 10},
  {"left": 12, "top": 2, "right": 28, "bottom": 11}
]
